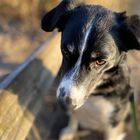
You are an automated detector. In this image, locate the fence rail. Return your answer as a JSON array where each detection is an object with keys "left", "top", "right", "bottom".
[{"left": 0, "top": 33, "right": 61, "bottom": 140}]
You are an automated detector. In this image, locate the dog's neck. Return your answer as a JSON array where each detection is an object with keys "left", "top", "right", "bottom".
[{"left": 91, "top": 60, "right": 132, "bottom": 128}]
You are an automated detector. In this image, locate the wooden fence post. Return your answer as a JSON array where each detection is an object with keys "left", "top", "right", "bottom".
[{"left": 0, "top": 33, "right": 61, "bottom": 140}]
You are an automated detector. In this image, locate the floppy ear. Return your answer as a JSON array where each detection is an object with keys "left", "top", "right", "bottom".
[
  {"left": 41, "top": 0, "right": 83, "bottom": 32},
  {"left": 119, "top": 14, "right": 140, "bottom": 51}
]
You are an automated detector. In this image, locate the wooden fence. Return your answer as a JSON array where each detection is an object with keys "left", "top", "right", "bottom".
[{"left": 0, "top": 33, "right": 61, "bottom": 140}]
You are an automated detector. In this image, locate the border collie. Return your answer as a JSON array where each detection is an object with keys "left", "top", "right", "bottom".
[{"left": 41, "top": 0, "right": 140, "bottom": 139}]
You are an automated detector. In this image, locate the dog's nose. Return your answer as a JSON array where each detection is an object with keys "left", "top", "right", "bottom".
[
  {"left": 58, "top": 88, "right": 72, "bottom": 109},
  {"left": 58, "top": 88, "right": 66, "bottom": 101},
  {"left": 65, "top": 96, "right": 72, "bottom": 105}
]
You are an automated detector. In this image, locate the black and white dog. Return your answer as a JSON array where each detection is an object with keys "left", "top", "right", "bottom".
[{"left": 41, "top": 0, "right": 140, "bottom": 139}]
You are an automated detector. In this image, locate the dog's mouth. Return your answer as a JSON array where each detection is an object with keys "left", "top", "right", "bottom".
[
  {"left": 57, "top": 75, "right": 100, "bottom": 110},
  {"left": 58, "top": 96, "right": 87, "bottom": 110},
  {"left": 73, "top": 95, "right": 90, "bottom": 110},
  {"left": 72, "top": 100, "right": 86, "bottom": 110},
  {"left": 57, "top": 83, "right": 96, "bottom": 110},
  {"left": 58, "top": 98, "right": 82, "bottom": 111},
  {"left": 58, "top": 91, "right": 89, "bottom": 110}
]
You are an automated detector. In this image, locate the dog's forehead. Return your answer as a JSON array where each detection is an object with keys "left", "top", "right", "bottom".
[{"left": 62, "top": 5, "right": 116, "bottom": 52}]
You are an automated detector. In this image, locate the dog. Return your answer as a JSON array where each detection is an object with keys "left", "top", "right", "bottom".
[{"left": 41, "top": 0, "right": 140, "bottom": 140}]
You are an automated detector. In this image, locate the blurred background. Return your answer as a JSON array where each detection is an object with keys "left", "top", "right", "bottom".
[
  {"left": 0, "top": 0, "right": 61, "bottom": 81},
  {"left": 0, "top": 0, "right": 140, "bottom": 140}
]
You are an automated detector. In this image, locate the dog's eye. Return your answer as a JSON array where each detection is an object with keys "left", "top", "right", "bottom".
[
  {"left": 89, "top": 59, "right": 106, "bottom": 69},
  {"left": 95, "top": 59, "right": 106, "bottom": 66}
]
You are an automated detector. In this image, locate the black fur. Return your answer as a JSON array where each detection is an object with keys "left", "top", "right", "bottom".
[{"left": 41, "top": 1, "right": 140, "bottom": 139}]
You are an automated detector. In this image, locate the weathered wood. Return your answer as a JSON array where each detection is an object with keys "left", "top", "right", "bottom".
[{"left": 0, "top": 33, "right": 62, "bottom": 140}]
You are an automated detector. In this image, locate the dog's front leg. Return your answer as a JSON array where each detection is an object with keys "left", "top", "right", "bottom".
[{"left": 59, "top": 113, "right": 78, "bottom": 140}]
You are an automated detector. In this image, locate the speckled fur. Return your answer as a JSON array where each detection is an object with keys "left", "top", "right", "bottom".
[{"left": 41, "top": 1, "right": 140, "bottom": 139}]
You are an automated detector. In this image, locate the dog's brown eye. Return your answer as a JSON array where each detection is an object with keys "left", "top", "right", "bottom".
[{"left": 95, "top": 60, "right": 106, "bottom": 66}]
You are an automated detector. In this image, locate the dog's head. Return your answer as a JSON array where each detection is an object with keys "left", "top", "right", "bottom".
[{"left": 42, "top": 0, "right": 140, "bottom": 109}]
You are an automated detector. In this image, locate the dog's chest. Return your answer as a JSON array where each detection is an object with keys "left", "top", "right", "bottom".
[{"left": 73, "top": 96, "right": 115, "bottom": 131}]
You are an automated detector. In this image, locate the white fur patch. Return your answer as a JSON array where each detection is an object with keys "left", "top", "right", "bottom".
[{"left": 74, "top": 96, "right": 115, "bottom": 130}]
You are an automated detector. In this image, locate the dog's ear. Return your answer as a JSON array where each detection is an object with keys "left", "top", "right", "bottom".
[
  {"left": 119, "top": 13, "right": 140, "bottom": 51},
  {"left": 41, "top": 0, "right": 83, "bottom": 32}
]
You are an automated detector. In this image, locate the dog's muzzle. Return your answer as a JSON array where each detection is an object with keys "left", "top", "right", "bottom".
[
  {"left": 57, "top": 85, "right": 87, "bottom": 110},
  {"left": 57, "top": 88, "right": 76, "bottom": 110}
]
